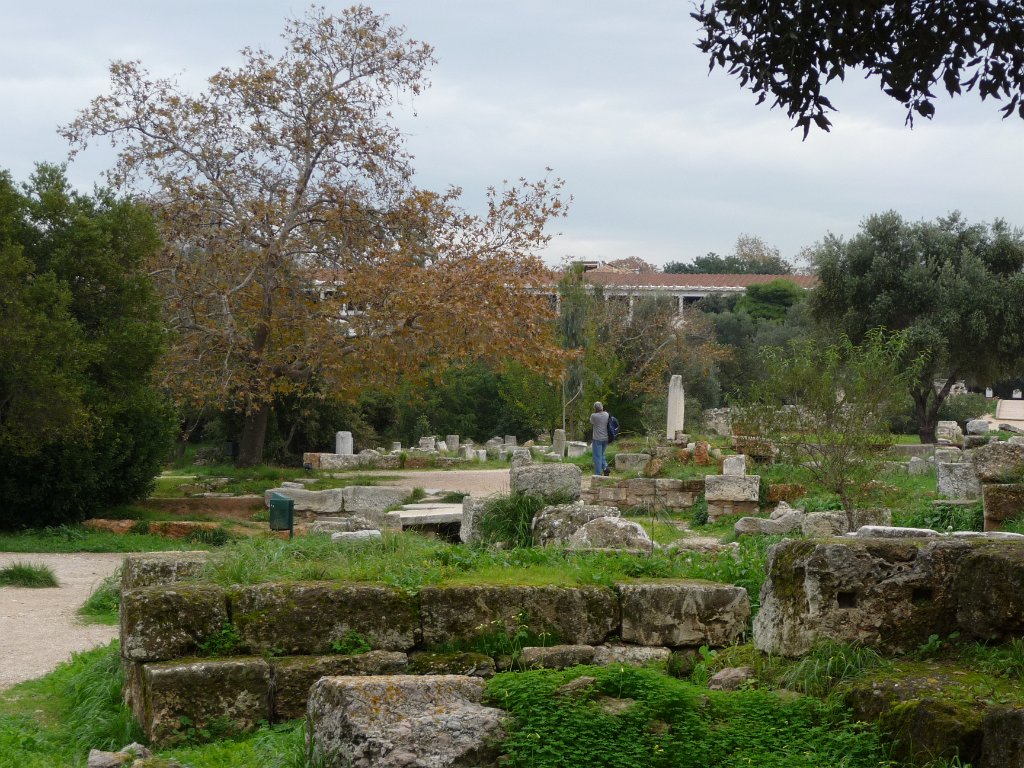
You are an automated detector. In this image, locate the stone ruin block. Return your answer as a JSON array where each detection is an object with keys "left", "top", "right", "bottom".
[
  {"left": 982, "top": 483, "right": 1024, "bottom": 531},
  {"left": 509, "top": 463, "right": 581, "bottom": 500},
  {"left": 134, "top": 657, "right": 271, "bottom": 745},
  {"left": 752, "top": 537, "right": 1004, "bottom": 657},
  {"left": 121, "top": 551, "right": 210, "bottom": 590},
  {"left": 419, "top": 584, "right": 619, "bottom": 647},
  {"left": 614, "top": 452, "right": 650, "bottom": 472},
  {"left": 938, "top": 462, "right": 981, "bottom": 500},
  {"left": 120, "top": 585, "right": 229, "bottom": 662},
  {"left": 230, "top": 583, "right": 420, "bottom": 655},
  {"left": 531, "top": 503, "right": 620, "bottom": 548},
  {"left": 971, "top": 441, "right": 1024, "bottom": 482},
  {"left": 273, "top": 652, "right": 409, "bottom": 721},
  {"left": 308, "top": 675, "right": 505, "bottom": 768},
  {"left": 722, "top": 454, "right": 746, "bottom": 475},
  {"left": 705, "top": 474, "right": 760, "bottom": 521},
  {"left": 619, "top": 581, "right": 749, "bottom": 647}
]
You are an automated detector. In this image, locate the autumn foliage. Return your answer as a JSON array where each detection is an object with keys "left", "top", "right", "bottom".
[{"left": 63, "top": 5, "right": 568, "bottom": 464}]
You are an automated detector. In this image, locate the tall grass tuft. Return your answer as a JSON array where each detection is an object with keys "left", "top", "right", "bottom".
[
  {"left": 477, "top": 493, "right": 573, "bottom": 548},
  {"left": 778, "top": 641, "right": 888, "bottom": 698},
  {"left": 0, "top": 562, "right": 59, "bottom": 588},
  {"left": 77, "top": 570, "right": 121, "bottom": 625}
]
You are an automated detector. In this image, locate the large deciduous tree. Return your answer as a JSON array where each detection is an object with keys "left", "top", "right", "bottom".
[
  {"left": 692, "top": 1, "right": 1024, "bottom": 135},
  {"left": 810, "top": 212, "right": 1024, "bottom": 442},
  {"left": 665, "top": 235, "right": 792, "bottom": 274},
  {"left": 63, "top": 5, "right": 567, "bottom": 466}
]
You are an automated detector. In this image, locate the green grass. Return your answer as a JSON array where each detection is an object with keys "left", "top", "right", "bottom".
[
  {"left": 77, "top": 571, "right": 121, "bottom": 625},
  {"left": 487, "top": 665, "right": 894, "bottom": 768},
  {"left": 0, "top": 641, "right": 310, "bottom": 768},
  {"left": 0, "top": 525, "right": 210, "bottom": 554},
  {"left": 0, "top": 562, "right": 59, "bottom": 588}
]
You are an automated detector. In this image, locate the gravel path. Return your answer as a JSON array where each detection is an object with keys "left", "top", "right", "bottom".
[{"left": 0, "top": 552, "right": 124, "bottom": 691}]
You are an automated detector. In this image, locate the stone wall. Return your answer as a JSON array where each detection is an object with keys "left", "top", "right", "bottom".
[
  {"left": 581, "top": 476, "right": 703, "bottom": 510},
  {"left": 119, "top": 553, "right": 748, "bottom": 744}
]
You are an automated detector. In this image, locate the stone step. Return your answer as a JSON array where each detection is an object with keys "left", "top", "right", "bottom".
[{"left": 395, "top": 504, "right": 463, "bottom": 526}]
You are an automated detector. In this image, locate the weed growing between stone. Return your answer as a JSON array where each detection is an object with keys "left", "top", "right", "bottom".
[
  {"left": 77, "top": 570, "right": 122, "bottom": 625},
  {"left": 0, "top": 561, "right": 58, "bottom": 587},
  {"left": 487, "top": 665, "right": 894, "bottom": 768},
  {"left": 477, "top": 493, "right": 559, "bottom": 547}
]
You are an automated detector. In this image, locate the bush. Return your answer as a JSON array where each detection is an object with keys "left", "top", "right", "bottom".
[
  {"left": 477, "top": 493, "right": 549, "bottom": 548},
  {"left": 938, "top": 392, "right": 991, "bottom": 426}
]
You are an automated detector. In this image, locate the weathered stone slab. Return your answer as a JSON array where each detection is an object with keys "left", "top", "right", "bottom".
[
  {"left": 619, "top": 580, "right": 749, "bottom": 647},
  {"left": 459, "top": 496, "right": 489, "bottom": 544},
  {"left": 954, "top": 543, "right": 1024, "bottom": 641},
  {"left": 137, "top": 658, "right": 271, "bottom": 744},
  {"left": 800, "top": 511, "right": 845, "bottom": 538},
  {"left": 519, "top": 644, "right": 595, "bottom": 669},
  {"left": 341, "top": 486, "right": 409, "bottom": 518},
  {"left": 120, "top": 585, "right": 228, "bottom": 662},
  {"left": 938, "top": 462, "right": 981, "bottom": 500},
  {"left": 272, "top": 652, "right": 409, "bottom": 721},
  {"left": 753, "top": 538, "right": 975, "bottom": 656},
  {"left": 509, "top": 463, "right": 582, "bottom": 500},
  {"left": 614, "top": 453, "right": 650, "bottom": 472},
  {"left": 121, "top": 552, "right": 210, "bottom": 590},
  {"left": 722, "top": 455, "right": 747, "bottom": 476},
  {"left": 853, "top": 525, "right": 941, "bottom": 538},
  {"left": 265, "top": 487, "right": 345, "bottom": 514},
  {"left": 532, "top": 503, "right": 620, "bottom": 547},
  {"left": 971, "top": 442, "right": 1024, "bottom": 483},
  {"left": 982, "top": 483, "right": 1024, "bottom": 530},
  {"left": 420, "top": 585, "right": 618, "bottom": 646},
  {"left": 704, "top": 474, "right": 760, "bottom": 502},
  {"left": 308, "top": 675, "right": 505, "bottom": 768},
  {"left": 966, "top": 419, "right": 991, "bottom": 435},
  {"left": 735, "top": 511, "right": 804, "bottom": 536},
  {"left": 331, "top": 530, "right": 383, "bottom": 542},
  {"left": 407, "top": 652, "right": 495, "bottom": 678},
  {"left": 592, "top": 644, "right": 672, "bottom": 666},
  {"left": 230, "top": 583, "right": 419, "bottom": 655},
  {"left": 934, "top": 447, "right": 962, "bottom": 464},
  {"left": 567, "top": 516, "right": 652, "bottom": 551}
]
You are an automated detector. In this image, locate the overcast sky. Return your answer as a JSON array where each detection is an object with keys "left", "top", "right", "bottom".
[{"left": 2, "top": 1, "right": 1022, "bottom": 268}]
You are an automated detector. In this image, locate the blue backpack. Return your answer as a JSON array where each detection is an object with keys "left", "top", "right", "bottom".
[{"left": 608, "top": 415, "right": 619, "bottom": 442}]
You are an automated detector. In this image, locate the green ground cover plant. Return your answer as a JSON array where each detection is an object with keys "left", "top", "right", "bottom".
[
  {"left": 487, "top": 665, "right": 894, "bottom": 768},
  {"left": 0, "top": 562, "right": 59, "bottom": 588},
  {"left": 77, "top": 571, "right": 121, "bottom": 625},
  {"left": 0, "top": 525, "right": 216, "bottom": 554}
]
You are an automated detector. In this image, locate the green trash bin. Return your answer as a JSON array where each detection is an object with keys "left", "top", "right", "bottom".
[{"left": 268, "top": 492, "right": 294, "bottom": 539}]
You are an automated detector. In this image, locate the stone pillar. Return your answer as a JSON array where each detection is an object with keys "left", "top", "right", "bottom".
[
  {"left": 552, "top": 428, "right": 567, "bottom": 458},
  {"left": 391, "top": 441, "right": 402, "bottom": 453},
  {"left": 335, "top": 431, "right": 354, "bottom": 455},
  {"left": 504, "top": 435, "right": 518, "bottom": 447},
  {"left": 446, "top": 435, "right": 460, "bottom": 453},
  {"left": 666, "top": 375, "right": 685, "bottom": 441}
]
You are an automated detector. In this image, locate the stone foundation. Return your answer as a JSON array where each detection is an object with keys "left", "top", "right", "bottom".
[{"left": 580, "top": 476, "right": 702, "bottom": 511}]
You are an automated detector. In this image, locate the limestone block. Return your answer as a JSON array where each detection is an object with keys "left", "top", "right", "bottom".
[
  {"left": 702, "top": 407, "right": 732, "bottom": 437},
  {"left": 509, "top": 463, "right": 582, "bottom": 500},
  {"left": 591, "top": 645, "right": 671, "bottom": 666},
  {"left": 319, "top": 454, "right": 365, "bottom": 470},
  {"left": 597, "top": 486, "right": 627, "bottom": 503},
  {"left": 801, "top": 511, "right": 846, "bottom": 538},
  {"left": 566, "top": 441, "right": 588, "bottom": 458},
  {"left": 308, "top": 675, "right": 505, "bottom": 768},
  {"left": 705, "top": 474, "right": 760, "bottom": 503},
  {"left": 982, "top": 483, "right": 1024, "bottom": 530},
  {"left": 567, "top": 517, "right": 653, "bottom": 552},
  {"left": 614, "top": 453, "right": 650, "bottom": 472},
  {"left": 230, "top": 583, "right": 419, "bottom": 655},
  {"left": 850, "top": 508, "right": 892, "bottom": 529},
  {"left": 531, "top": 503, "right": 620, "bottom": 547},
  {"left": 936, "top": 420, "right": 964, "bottom": 445},
  {"left": 734, "top": 511, "right": 804, "bottom": 536},
  {"left": 418, "top": 436, "right": 436, "bottom": 451},
  {"left": 753, "top": 538, "right": 974, "bottom": 656},
  {"left": 335, "top": 431, "right": 354, "bottom": 455},
  {"left": 120, "top": 585, "right": 228, "bottom": 662},
  {"left": 938, "top": 463, "right": 981, "bottom": 500},
  {"left": 722, "top": 455, "right": 747, "bottom": 476},
  {"left": 853, "top": 525, "right": 941, "bottom": 538},
  {"left": 420, "top": 585, "right": 619, "bottom": 646},
  {"left": 504, "top": 435, "right": 518, "bottom": 447},
  {"left": 619, "top": 581, "right": 749, "bottom": 647},
  {"left": 666, "top": 374, "right": 685, "bottom": 440},
  {"left": 121, "top": 552, "right": 209, "bottom": 590},
  {"left": 445, "top": 435, "right": 460, "bottom": 453},
  {"left": 407, "top": 652, "right": 495, "bottom": 679},
  {"left": 331, "top": 530, "right": 382, "bottom": 542},
  {"left": 341, "top": 486, "right": 409, "bottom": 517},
  {"left": 272, "top": 652, "right": 409, "bottom": 721},
  {"left": 971, "top": 442, "right": 1024, "bottom": 482},
  {"left": 707, "top": 500, "right": 759, "bottom": 521},
  {"left": 965, "top": 434, "right": 992, "bottom": 449},
  {"left": 459, "top": 496, "right": 489, "bottom": 544},
  {"left": 908, "top": 457, "right": 932, "bottom": 476},
  {"left": 519, "top": 645, "right": 596, "bottom": 669},
  {"left": 934, "top": 447, "right": 962, "bottom": 464},
  {"left": 552, "top": 428, "right": 567, "bottom": 457},
  {"left": 137, "top": 658, "right": 271, "bottom": 744},
  {"left": 966, "top": 419, "right": 990, "bottom": 435},
  {"left": 265, "top": 487, "right": 345, "bottom": 514},
  {"left": 653, "top": 478, "right": 684, "bottom": 492}
]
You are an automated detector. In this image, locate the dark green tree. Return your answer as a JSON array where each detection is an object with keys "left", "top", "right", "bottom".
[
  {"left": 810, "top": 211, "right": 1024, "bottom": 442},
  {"left": 0, "top": 166, "right": 174, "bottom": 529},
  {"left": 665, "top": 235, "right": 792, "bottom": 274},
  {"left": 692, "top": 0, "right": 1024, "bottom": 136},
  {"left": 735, "top": 279, "right": 808, "bottom": 321}
]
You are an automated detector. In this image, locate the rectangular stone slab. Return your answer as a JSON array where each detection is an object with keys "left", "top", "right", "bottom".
[
  {"left": 138, "top": 657, "right": 271, "bottom": 745},
  {"left": 419, "top": 584, "right": 619, "bottom": 646},
  {"left": 619, "top": 580, "right": 749, "bottom": 647},
  {"left": 272, "top": 651, "right": 408, "bottom": 721},
  {"left": 120, "top": 585, "right": 228, "bottom": 662},
  {"left": 230, "top": 582, "right": 420, "bottom": 655}
]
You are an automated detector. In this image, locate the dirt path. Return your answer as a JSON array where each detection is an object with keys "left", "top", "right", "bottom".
[
  {"left": 0, "top": 552, "right": 124, "bottom": 691},
  {"left": 355, "top": 468, "right": 511, "bottom": 496}
]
